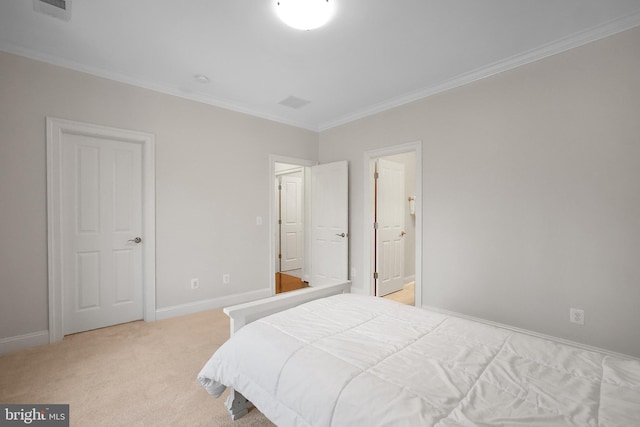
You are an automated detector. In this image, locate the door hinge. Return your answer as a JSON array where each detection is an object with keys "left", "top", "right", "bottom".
[
  {"left": 374, "top": 172, "right": 379, "bottom": 180},
  {"left": 373, "top": 222, "right": 378, "bottom": 229},
  {"left": 278, "top": 184, "right": 282, "bottom": 190},
  {"left": 278, "top": 253, "right": 282, "bottom": 259},
  {"left": 373, "top": 272, "right": 379, "bottom": 280},
  {"left": 278, "top": 219, "right": 282, "bottom": 225}
]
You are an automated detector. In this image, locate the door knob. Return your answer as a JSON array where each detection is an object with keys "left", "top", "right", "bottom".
[
  {"left": 128, "top": 237, "right": 142, "bottom": 244},
  {"left": 335, "top": 233, "right": 346, "bottom": 238},
  {"left": 400, "top": 231, "right": 406, "bottom": 237}
]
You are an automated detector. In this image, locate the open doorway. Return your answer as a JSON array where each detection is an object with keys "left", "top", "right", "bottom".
[
  {"left": 269, "top": 155, "right": 315, "bottom": 295},
  {"left": 274, "top": 162, "right": 309, "bottom": 294},
  {"left": 269, "top": 155, "right": 350, "bottom": 295},
  {"left": 364, "top": 142, "right": 422, "bottom": 307}
]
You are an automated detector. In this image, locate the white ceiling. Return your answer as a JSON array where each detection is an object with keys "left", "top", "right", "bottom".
[{"left": 1, "top": 1, "right": 640, "bottom": 131}]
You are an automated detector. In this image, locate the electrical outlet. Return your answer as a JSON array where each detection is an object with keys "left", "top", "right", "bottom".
[
  {"left": 223, "top": 274, "right": 230, "bottom": 285},
  {"left": 570, "top": 308, "right": 585, "bottom": 325},
  {"left": 190, "top": 278, "right": 199, "bottom": 290}
]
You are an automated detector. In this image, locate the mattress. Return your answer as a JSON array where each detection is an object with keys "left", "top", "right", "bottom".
[{"left": 198, "top": 294, "right": 640, "bottom": 426}]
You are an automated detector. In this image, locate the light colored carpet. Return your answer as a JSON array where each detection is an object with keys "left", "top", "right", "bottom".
[{"left": 0, "top": 309, "right": 274, "bottom": 426}]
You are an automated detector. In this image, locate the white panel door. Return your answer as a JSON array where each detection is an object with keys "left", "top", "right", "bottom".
[
  {"left": 311, "top": 161, "right": 348, "bottom": 285},
  {"left": 377, "top": 158, "right": 405, "bottom": 296},
  {"left": 280, "top": 175, "right": 303, "bottom": 272},
  {"left": 61, "top": 134, "right": 143, "bottom": 334}
]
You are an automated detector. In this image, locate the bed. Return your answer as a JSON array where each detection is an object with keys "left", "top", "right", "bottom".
[{"left": 198, "top": 290, "right": 640, "bottom": 426}]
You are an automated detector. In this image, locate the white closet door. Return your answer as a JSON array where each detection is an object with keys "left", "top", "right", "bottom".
[{"left": 61, "top": 133, "right": 144, "bottom": 334}]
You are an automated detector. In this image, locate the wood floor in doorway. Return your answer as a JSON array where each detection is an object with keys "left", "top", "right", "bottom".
[
  {"left": 275, "top": 272, "right": 309, "bottom": 294},
  {"left": 383, "top": 282, "right": 415, "bottom": 306}
]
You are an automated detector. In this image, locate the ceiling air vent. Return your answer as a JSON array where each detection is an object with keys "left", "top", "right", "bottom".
[
  {"left": 33, "top": 0, "right": 72, "bottom": 21},
  {"left": 278, "top": 96, "right": 311, "bottom": 110}
]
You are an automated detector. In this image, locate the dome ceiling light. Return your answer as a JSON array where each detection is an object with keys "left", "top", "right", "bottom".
[{"left": 275, "top": 0, "right": 334, "bottom": 31}]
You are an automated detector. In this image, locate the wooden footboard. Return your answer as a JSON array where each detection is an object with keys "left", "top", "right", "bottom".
[{"left": 221, "top": 281, "right": 351, "bottom": 420}]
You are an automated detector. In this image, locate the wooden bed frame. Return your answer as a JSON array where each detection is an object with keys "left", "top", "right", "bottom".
[{"left": 221, "top": 281, "right": 352, "bottom": 419}]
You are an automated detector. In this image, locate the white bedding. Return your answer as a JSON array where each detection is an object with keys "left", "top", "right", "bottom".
[{"left": 198, "top": 294, "right": 640, "bottom": 426}]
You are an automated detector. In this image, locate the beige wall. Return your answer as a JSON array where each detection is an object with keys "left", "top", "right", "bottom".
[
  {"left": 320, "top": 27, "right": 640, "bottom": 357},
  {"left": 0, "top": 51, "right": 318, "bottom": 340},
  {"left": 2, "top": 26, "right": 639, "bottom": 357}
]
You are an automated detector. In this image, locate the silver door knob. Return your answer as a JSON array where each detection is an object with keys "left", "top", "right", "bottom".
[
  {"left": 335, "top": 233, "right": 346, "bottom": 238},
  {"left": 128, "top": 237, "right": 142, "bottom": 244},
  {"left": 400, "top": 231, "right": 406, "bottom": 237}
]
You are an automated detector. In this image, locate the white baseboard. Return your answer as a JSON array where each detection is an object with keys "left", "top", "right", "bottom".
[
  {"left": 422, "top": 304, "right": 638, "bottom": 361},
  {"left": 1, "top": 289, "right": 271, "bottom": 354},
  {"left": 0, "top": 330, "right": 49, "bottom": 355},
  {"left": 155, "top": 288, "right": 273, "bottom": 321}
]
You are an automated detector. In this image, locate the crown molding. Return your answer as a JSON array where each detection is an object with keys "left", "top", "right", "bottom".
[
  {"left": 0, "top": 41, "right": 318, "bottom": 132},
  {"left": 317, "top": 10, "right": 640, "bottom": 132},
  {"left": 2, "top": 8, "right": 639, "bottom": 134}
]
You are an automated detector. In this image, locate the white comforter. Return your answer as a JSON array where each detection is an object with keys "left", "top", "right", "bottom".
[{"left": 198, "top": 294, "right": 640, "bottom": 426}]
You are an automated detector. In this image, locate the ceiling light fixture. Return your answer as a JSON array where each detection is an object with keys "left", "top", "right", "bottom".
[{"left": 275, "top": 0, "right": 334, "bottom": 31}]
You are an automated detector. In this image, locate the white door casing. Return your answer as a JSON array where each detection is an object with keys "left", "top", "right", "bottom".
[
  {"left": 280, "top": 175, "right": 303, "bottom": 272},
  {"left": 376, "top": 159, "right": 405, "bottom": 296},
  {"left": 269, "top": 156, "right": 316, "bottom": 293},
  {"left": 311, "top": 161, "right": 349, "bottom": 285},
  {"left": 274, "top": 177, "right": 281, "bottom": 273},
  {"left": 47, "top": 118, "right": 156, "bottom": 342}
]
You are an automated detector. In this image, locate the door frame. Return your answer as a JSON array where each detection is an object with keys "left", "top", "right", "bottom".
[
  {"left": 363, "top": 141, "right": 422, "bottom": 306},
  {"left": 269, "top": 155, "right": 316, "bottom": 295},
  {"left": 46, "top": 117, "right": 156, "bottom": 343}
]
